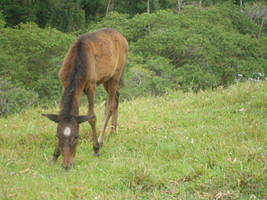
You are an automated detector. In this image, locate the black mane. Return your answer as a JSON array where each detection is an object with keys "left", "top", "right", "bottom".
[{"left": 59, "top": 36, "right": 87, "bottom": 119}]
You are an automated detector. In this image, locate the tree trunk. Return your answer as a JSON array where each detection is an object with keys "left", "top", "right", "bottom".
[
  {"left": 106, "top": 0, "right": 112, "bottom": 16},
  {"left": 257, "top": 17, "right": 266, "bottom": 38},
  {"left": 240, "top": 0, "right": 243, "bottom": 12},
  {"left": 199, "top": 0, "right": 202, "bottom": 7},
  {"left": 147, "top": 0, "right": 151, "bottom": 30},
  {"left": 220, "top": 72, "right": 227, "bottom": 86},
  {"left": 177, "top": 0, "right": 183, "bottom": 14},
  {"left": 147, "top": 0, "right": 150, "bottom": 14}
]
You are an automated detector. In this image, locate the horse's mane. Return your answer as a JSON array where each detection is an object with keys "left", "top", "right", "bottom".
[{"left": 59, "top": 37, "right": 88, "bottom": 120}]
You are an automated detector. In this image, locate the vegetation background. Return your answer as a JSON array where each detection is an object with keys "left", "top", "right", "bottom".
[
  {"left": 0, "top": 0, "right": 266, "bottom": 115},
  {"left": 0, "top": 1, "right": 266, "bottom": 199}
]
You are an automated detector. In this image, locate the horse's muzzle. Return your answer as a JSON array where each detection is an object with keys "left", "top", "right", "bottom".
[{"left": 61, "top": 162, "right": 74, "bottom": 170}]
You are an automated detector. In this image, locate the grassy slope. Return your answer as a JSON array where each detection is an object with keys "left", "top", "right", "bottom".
[{"left": 0, "top": 81, "right": 266, "bottom": 200}]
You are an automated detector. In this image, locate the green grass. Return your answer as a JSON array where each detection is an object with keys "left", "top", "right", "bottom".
[{"left": 0, "top": 81, "right": 266, "bottom": 199}]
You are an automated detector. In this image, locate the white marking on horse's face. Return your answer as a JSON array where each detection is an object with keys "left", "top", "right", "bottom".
[{"left": 64, "top": 127, "right": 71, "bottom": 137}]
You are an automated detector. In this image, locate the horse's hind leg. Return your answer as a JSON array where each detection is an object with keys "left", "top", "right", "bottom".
[
  {"left": 98, "top": 79, "right": 119, "bottom": 146},
  {"left": 109, "top": 91, "right": 120, "bottom": 138},
  {"left": 85, "top": 84, "right": 100, "bottom": 156},
  {"left": 106, "top": 55, "right": 126, "bottom": 139}
]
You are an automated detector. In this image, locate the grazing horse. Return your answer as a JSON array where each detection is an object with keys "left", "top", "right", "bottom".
[{"left": 42, "top": 28, "right": 128, "bottom": 169}]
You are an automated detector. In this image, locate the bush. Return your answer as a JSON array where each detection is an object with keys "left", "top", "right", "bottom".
[
  {"left": 0, "top": 11, "right": 5, "bottom": 28},
  {"left": 92, "top": 4, "right": 266, "bottom": 95},
  {"left": 0, "top": 78, "right": 38, "bottom": 116},
  {"left": 0, "top": 3, "right": 266, "bottom": 116},
  {"left": 0, "top": 22, "right": 75, "bottom": 102},
  {"left": 175, "top": 64, "right": 218, "bottom": 92}
]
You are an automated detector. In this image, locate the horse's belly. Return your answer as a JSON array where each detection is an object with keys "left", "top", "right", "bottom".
[{"left": 95, "top": 62, "right": 117, "bottom": 84}]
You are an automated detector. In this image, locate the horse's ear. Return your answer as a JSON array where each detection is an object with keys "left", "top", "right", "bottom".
[
  {"left": 76, "top": 115, "right": 95, "bottom": 124},
  {"left": 42, "top": 114, "right": 59, "bottom": 123}
]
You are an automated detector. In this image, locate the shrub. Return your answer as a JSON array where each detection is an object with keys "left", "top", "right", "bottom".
[
  {"left": 0, "top": 11, "right": 5, "bottom": 28},
  {"left": 1, "top": 3, "right": 266, "bottom": 116},
  {"left": 0, "top": 78, "right": 38, "bottom": 116},
  {"left": 92, "top": 6, "right": 266, "bottom": 94},
  {"left": 0, "top": 22, "right": 75, "bottom": 102}
]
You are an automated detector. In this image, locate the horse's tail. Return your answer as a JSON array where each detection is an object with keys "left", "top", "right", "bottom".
[{"left": 119, "top": 69, "right": 125, "bottom": 88}]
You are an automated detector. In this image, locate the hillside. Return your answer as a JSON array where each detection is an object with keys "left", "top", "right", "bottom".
[{"left": 0, "top": 81, "right": 266, "bottom": 199}]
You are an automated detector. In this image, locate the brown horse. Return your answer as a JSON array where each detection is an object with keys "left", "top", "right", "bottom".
[{"left": 42, "top": 28, "right": 128, "bottom": 169}]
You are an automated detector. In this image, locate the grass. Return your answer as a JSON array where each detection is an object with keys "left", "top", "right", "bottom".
[{"left": 0, "top": 81, "right": 266, "bottom": 199}]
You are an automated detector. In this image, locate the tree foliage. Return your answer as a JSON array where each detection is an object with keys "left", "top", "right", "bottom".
[
  {"left": 0, "top": 23, "right": 75, "bottom": 103},
  {"left": 0, "top": 78, "right": 38, "bottom": 116},
  {"left": 91, "top": 4, "right": 266, "bottom": 95},
  {"left": 1, "top": 0, "right": 266, "bottom": 32},
  {"left": 0, "top": 1, "right": 266, "bottom": 115}
]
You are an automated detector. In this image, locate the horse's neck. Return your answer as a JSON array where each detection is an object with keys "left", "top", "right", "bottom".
[
  {"left": 60, "top": 87, "right": 83, "bottom": 116},
  {"left": 67, "top": 101, "right": 79, "bottom": 116}
]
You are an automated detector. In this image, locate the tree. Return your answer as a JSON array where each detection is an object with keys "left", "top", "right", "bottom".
[
  {"left": 147, "top": 0, "right": 150, "bottom": 14},
  {"left": 106, "top": 0, "right": 113, "bottom": 16},
  {"left": 244, "top": 2, "right": 267, "bottom": 37},
  {"left": 177, "top": 0, "right": 183, "bottom": 14}
]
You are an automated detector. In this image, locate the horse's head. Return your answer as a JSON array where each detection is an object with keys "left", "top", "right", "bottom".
[{"left": 42, "top": 114, "right": 93, "bottom": 169}]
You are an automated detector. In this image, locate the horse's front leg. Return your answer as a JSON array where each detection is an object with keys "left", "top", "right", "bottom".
[
  {"left": 49, "top": 145, "right": 60, "bottom": 165},
  {"left": 85, "top": 85, "right": 100, "bottom": 157}
]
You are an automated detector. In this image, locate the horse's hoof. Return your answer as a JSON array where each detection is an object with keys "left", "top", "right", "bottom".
[
  {"left": 48, "top": 158, "right": 56, "bottom": 165},
  {"left": 107, "top": 132, "right": 114, "bottom": 141},
  {"left": 93, "top": 145, "right": 100, "bottom": 157},
  {"left": 98, "top": 141, "right": 103, "bottom": 147},
  {"left": 70, "top": 163, "right": 75, "bottom": 168},
  {"left": 94, "top": 152, "right": 100, "bottom": 157}
]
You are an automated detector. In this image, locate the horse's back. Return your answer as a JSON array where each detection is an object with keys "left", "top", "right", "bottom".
[
  {"left": 85, "top": 29, "right": 128, "bottom": 84},
  {"left": 59, "top": 28, "right": 128, "bottom": 87}
]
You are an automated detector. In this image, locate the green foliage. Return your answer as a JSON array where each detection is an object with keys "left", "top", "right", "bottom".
[
  {"left": 0, "top": 0, "right": 88, "bottom": 32},
  {"left": 122, "top": 53, "right": 178, "bottom": 98},
  {"left": 0, "top": 0, "right": 266, "bottom": 33},
  {"left": 0, "top": 3, "right": 266, "bottom": 115},
  {"left": 243, "top": 2, "right": 267, "bottom": 37},
  {"left": 175, "top": 64, "right": 218, "bottom": 91},
  {"left": 0, "top": 23, "right": 75, "bottom": 103},
  {"left": 0, "top": 11, "right": 6, "bottom": 28},
  {"left": 88, "top": 11, "right": 133, "bottom": 40},
  {"left": 0, "top": 78, "right": 38, "bottom": 116},
  {"left": 93, "top": 4, "right": 266, "bottom": 96},
  {"left": 46, "top": 1, "right": 87, "bottom": 32}
]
